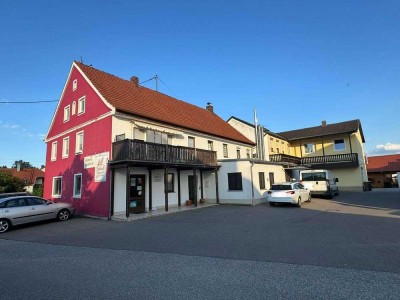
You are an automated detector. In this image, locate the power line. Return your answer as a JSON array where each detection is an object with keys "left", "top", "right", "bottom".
[
  {"left": 0, "top": 100, "right": 58, "bottom": 104},
  {"left": 157, "top": 76, "right": 178, "bottom": 98}
]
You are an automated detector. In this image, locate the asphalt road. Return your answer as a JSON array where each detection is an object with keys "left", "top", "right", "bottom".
[{"left": 1, "top": 189, "right": 400, "bottom": 299}]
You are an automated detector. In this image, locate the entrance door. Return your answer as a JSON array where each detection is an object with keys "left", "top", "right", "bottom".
[
  {"left": 188, "top": 175, "right": 196, "bottom": 201},
  {"left": 129, "top": 175, "right": 146, "bottom": 214}
]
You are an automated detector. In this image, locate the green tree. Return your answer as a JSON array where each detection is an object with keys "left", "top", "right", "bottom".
[
  {"left": 12, "top": 160, "right": 34, "bottom": 169},
  {"left": 0, "top": 171, "right": 25, "bottom": 193}
]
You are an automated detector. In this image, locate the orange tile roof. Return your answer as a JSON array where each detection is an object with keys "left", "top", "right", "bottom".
[
  {"left": 0, "top": 168, "right": 45, "bottom": 185},
  {"left": 75, "top": 62, "right": 254, "bottom": 145},
  {"left": 367, "top": 154, "right": 400, "bottom": 172}
]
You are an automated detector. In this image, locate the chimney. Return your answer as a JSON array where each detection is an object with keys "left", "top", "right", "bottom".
[
  {"left": 130, "top": 76, "right": 139, "bottom": 86},
  {"left": 17, "top": 162, "right": 21, "bottom": 172},
  {"left": 321, "top": 120, "right": 327, "bottom": 127},
  {"left": 206, "top": 102, "right": 214, "bottom": 113}
]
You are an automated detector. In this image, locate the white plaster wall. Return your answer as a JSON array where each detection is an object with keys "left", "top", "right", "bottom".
[
  {"left": 331, "top": 167, "right": 364, "bottom": 192},
  {"left": 111, "top": 115, "right": 254, "bottom": 160},
  {"left": 202, "top": 171, "right": 217, "bottom": 203},
  {"left": 218, "top": 161, "right": 253, "bottom": 204},
  {"left": 218, "top": 161, "right": 286, "bottom": 205},
  {"left": 228, "top": 118, "right": 256, "bottom": 142},
  {"left": 114, "top": 168, "right": 127, "bottom": 213}
]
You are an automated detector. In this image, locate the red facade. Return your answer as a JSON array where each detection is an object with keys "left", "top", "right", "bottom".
[{"left": 44, "top": 65, "right": 113, "bottom": 217}]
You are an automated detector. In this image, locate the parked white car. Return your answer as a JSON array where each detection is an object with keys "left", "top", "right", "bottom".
[
  {"left": 0, "top": 196, "right": 75, "bottom": 233},
  {"left": 267, "top": 182, "right": 311, "bottom": 207}
]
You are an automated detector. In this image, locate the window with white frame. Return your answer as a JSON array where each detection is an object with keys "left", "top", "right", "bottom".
[
  {"left": 208, "top": 140, "right": 214, "bottom": 151},
  {"left": 188, "top": 136, "right": 195, "bottom": 148},
  {"left": 246, "top": 149, "right": 251, "bottom": 158},
  {"left": 51, "top": 141, "right": 57, "bottom": 161},
  {"left": 73, "top": 79, "right": 77, "bottom": 91},
  {"left": 303, "top": 143, "right": 315, "bottom": 154},
  {"left": 64, "top": 105, "right": 70, "bottom": 122},
  {"left": 236, "top": 148, "right": 241, "bottom": 159},
  {"left": 52, "top": 176, "right": 62, "bottom": 197},
  {"left": 223, "top": 144, "right": 228, "bottom": 158},
  {"left": 62, "top": 137, "right": 69, "bottom": 158},
  {"left": 78, "top": 96, "right": 85, "bottom": 115},
  {"left": 73, "top": 174, "right": 82, "bottom": 198},
  {"left": 334, "top": 139, "right": 346, "bottom": 151},
  {"left": 76, "top": 131, "right": 84, "bottom": 154},
  {"left": 72, "top": 101, "right": 76, "bottom": 115}
]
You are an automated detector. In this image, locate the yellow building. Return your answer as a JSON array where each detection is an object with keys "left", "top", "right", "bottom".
[{"left": 228, "top": 117, "right": 368, "bottom": 192}]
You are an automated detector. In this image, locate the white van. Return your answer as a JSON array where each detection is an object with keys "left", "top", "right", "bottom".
[{"left": 299, "top": 169, "right": 339, "bottom": 199}]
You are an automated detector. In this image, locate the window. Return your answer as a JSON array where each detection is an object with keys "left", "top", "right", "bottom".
[
  {"left": 188, "top": 136, "right": 195, "bottom": 148},
  {"left": 223, "top": 144, "right": 228, "bottom": 158},
  {"left": 27, "top": 197, "right": 46, "bottom": 205},
  {"left": 73, "top": 79, "right": 77, "bottom": 91},
  {"left": 64, "top": 105, "right": 70, "bottom": 122},
  {"left": 246, "top": 149, "right": 250, "bottom": 158},
  {"left": 269, "top": 172, "right": 275, "bottom": 185},
  {"left": 51, "top": 141, "right": 57, "bottom": 161},
  {"left": 134, "top": 128, "right": 145, "bottom": 141},
  {"left": 72, "top": 101, "right": 76, "bottom": 115},
  {"left": 303, "top": 143, "right": 315, "bottom": 154},
  {"left": 270, "top": 147, "right": 274, "bottom": 153},
  {"left": 334, "top": 139, "right": 346, "bottom": 151},
  {"left": 115, "top": 134, "right": 125, "bottom": 141},
  {"left": 259, "top": 172, "right": 266, "bottom": 190},
  {"left": 62, "top": 137, "right": 69, "bottom": 158},
  {"left": 228, "top": 173, "right": 242, "bottom": 191},
  {"left": 73, "top": 174, "right": 82, "bottom": 198},
  {"left": 208, "top": 140, "right": 214, "bottom": 151},
  {"left": 276, "top": 148, "right": 280, "bottom": 153},
  {"left": 78, "top": 96, "right": 85, "bottom": 115},
  {"left": 237, "top": 149, "right": 241, "bottom": 159},
  {"left": 52, "top": 176, "right": 62, "bottom": 197},
  {"left": 76, "top": 131, "right": 84, "bottom": 154},
  {"left": 167, "top": 173, "right": 174, "bottom": 192}
]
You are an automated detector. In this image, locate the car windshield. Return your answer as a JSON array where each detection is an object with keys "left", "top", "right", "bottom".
[
  {"left": 301, "top": 172, "right": 326, "bottom": 181},
  {"left": 271, "top": 184, "right": 292, "bottom": 191}
]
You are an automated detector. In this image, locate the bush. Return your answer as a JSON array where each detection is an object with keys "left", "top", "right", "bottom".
[{"left": 0, "top": 171, "right": 25, "bottom": 193}]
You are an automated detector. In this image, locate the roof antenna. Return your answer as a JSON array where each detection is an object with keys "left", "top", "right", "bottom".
[
  {"left": 155, "top": 75, "right": 159, "bottom": 91},
  {"left": 80, "top": 57, "right": 84, "bottom": 63}
]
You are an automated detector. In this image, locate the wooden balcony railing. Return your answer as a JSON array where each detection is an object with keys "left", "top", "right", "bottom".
[
  {"left": 112, "top": 139, "right": 218, "bottom": 166},
  {"left": 270, "top": 153, "right": 359, "bottom": 167},
  {"left": 269, "top": 154, "right": 301, "bottom": 165}
]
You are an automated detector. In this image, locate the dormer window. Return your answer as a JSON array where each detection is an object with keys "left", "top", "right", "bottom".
[
  {"left": 78, "top": 96, "right": 85, "bottom": 115},
  {"left": 64, "top": 105, "right": 70, "bottom": 122},
  {"left": 73, "top": 79, "right": 77, "bottom": 91}
]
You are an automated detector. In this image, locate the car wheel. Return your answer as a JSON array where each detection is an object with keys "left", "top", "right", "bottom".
[
  {"left": 269, "top": 202, "right": 275, "bottom": 206},
  {"left": 0, "top": 219, "right": 11, "bottom": 233},
  {"left": 307, "top": 193, "right": 312, "bottom": 202},
  {"left": 296, "top": 197, "right": 302, "bottom": 207},
  {"left": 57, "top": 209, "right": 70, "bottom": 221}
]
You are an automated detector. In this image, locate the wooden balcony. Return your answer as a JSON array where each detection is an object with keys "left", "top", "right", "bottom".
[
  {"left": 269, "top": 154, "right": 301, "bottom": 165},
  {"left": 270, "top": 153, "right": 359, "bottom": 169},
  {"left": 112, "top": 139, "right": 218, "bottom": 167}
]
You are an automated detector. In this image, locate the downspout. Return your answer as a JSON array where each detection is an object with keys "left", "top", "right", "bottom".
[{"left": 250, "top": 161, "right": 255, "bottom": 206}]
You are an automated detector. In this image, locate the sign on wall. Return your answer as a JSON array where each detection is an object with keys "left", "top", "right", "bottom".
[{"left": 84, "top": 152, "right": 109, "bottom": 182}]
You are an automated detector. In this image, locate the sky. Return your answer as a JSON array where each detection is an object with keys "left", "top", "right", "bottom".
[{"left": 1, "top": 0, "right": 399, "bottom": 168}]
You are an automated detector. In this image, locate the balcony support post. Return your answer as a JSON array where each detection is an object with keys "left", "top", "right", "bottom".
[
  {"left": 164, "top": 167, "right": 168, "bottom": 212},
  {"left": 148, "top": 168, "right": 152, "bottom": 211},
  {"left": 193, "top": 168, "right": 198, "bottom": 207},
  {"left": 178, "top": 169, "right": 181, "bottom": 206},
  {"left": 215, "top": 168, "right": 219, "bottom": 204},
  {"left": 200, "top": 170, "right": 204, "bottom": 200},
  {"left": 126, "top": 166, "right": 130, "bottom": 219}
]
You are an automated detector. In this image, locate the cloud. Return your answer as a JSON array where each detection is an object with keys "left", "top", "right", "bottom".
[
  {"left": 369, "top": 143, "right": 400, "bottom": 156},
  {"left": 2, "top": 123, "right": 20, "bottom": 129}
]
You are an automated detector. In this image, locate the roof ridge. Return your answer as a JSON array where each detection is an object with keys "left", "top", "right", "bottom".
[{"left": 278, "top": 119, "right": 360, "bottom": 135}]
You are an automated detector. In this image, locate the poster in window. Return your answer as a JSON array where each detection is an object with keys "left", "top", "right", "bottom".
[{"left": 130, "top": 178, "right": 136, "bottom": 186}]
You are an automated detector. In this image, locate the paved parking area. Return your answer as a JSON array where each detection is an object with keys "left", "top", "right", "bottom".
[
  {"left": 2, "top": 189, "right": 400, "bottom": 273},
  {"left": 1, "top": 189, "right": 400, "bottom": 299}
]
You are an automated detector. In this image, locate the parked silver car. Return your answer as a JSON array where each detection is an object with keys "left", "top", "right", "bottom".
[{"left": 0, "top": 196, "right": 75, "bottom": 233}]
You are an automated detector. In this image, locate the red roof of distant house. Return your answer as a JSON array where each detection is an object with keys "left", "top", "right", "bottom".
[
  {"left": 0, "top": 168, "right": 45, "bottom": 185},
  {"left": 367, "top": 154, "right": 400, "bottom": 172},
  {"left": 75, "top": 62, "right": 254, "bottom": 145}
]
